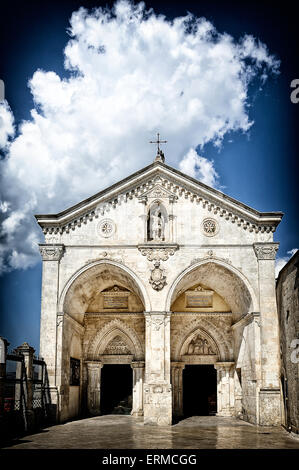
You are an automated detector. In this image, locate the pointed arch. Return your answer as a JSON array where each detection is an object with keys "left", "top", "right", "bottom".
[
  {"left": 172, "top": 317, "right": 233, "bottom": 361},
  {"left": 87, "top": 318, "right": 144, "bottom": 360}
]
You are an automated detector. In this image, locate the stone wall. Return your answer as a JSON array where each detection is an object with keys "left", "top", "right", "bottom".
[{"left": 276, "top": 251, "right": 299, "bottom": 433}]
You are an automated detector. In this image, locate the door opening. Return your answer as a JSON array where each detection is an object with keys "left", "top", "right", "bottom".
[
  {"left": 100, "top": 364, "right": 133, "bottom": 415},
  {"left": 183, "top": 365, "right": 217, "bottom": 417}
]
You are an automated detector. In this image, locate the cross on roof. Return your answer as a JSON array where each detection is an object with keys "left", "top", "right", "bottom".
[{"left": 149, "top": 132, "right": 167, "bottom": 153}]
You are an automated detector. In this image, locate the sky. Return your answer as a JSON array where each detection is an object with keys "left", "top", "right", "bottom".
[{"left": 0, "top": 0, "right": 298, "bottom": 353}]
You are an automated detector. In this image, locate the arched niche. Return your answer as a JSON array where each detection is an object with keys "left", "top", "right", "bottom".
[{"left": 147, "top": 200, "right": 168, "bottom": 242}]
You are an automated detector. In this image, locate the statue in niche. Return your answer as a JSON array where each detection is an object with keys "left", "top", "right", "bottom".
[{"left": 150, "top": 206, "right": 165, "bottom": 241}]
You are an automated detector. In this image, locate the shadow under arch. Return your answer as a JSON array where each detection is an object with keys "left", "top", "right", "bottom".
[
  {"left": 165, "top": 258, "right": 258, "bottom": 317},
  {"left": 59, "top": 259, "right": 151, "bottom": 317}
]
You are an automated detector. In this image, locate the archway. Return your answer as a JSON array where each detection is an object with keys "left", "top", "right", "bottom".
[
  {"left": 57, "top": 260, "right": 147, "bottom": 420},
  {"left": 168, "top": 259, "right": 256, "bottom": 419}
]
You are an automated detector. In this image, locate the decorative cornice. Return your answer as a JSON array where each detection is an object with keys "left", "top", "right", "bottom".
[
  {"left": 253, "top": 243, "right": 279, "bottom": 260},
  {"left": 138, "top": 244, "right": 179, "bottom": 261},
  {"left": 35, "top": 164, "right": 283, "bottom": 236},
  {"left": 39, "top": 244, "right": 65, "bottom": 261}
]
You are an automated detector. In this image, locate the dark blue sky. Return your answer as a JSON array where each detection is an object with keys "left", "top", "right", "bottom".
[{"left": 0, "top": 0, "right": 298, "bottom": 353}]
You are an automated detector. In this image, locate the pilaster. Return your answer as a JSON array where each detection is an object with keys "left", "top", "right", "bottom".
[
  {"left": 254, "top": 242, "right": 281, "bottom": 425},
  {"left": 131, "top": 361, "right": 145, "bottom": 416},
  {"left": 143, "top": 312, "right": 172, "bottom": 425},
  {"left": 214, "top": 362, "right": 235, "bottom": 416}
]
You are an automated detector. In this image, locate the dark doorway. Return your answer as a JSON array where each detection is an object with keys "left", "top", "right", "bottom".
[
  {"left": 100, "top": 364, "right": 133, "bottom": 415},
  {"left": 183, "top": 365, "right": 217, "bottom": 417}
]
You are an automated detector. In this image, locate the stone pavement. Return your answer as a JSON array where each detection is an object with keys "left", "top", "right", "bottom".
[{"left": 2, "top": 415, "right": 299, "bottom": 449}]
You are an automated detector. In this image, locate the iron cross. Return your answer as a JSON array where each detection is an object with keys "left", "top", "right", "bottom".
[{"left": 149, "top": 133, "right": 167, "bottom": 152}]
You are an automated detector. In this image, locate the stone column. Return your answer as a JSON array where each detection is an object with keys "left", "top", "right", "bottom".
[
  {"left": 131, "top": 361, "right": 145, "bottom": 416},
  {"left": 171, "top": 362, "right": 185, "bottom": 417},
  {"left": 16, "top": 342, "right": 35, "bottom": 429},
  {"left": 214, "top": 362, "right": 235, "bottom": 416},
  {"left": 143, "top": 312, "right": 172, "bottom": 425},
  {"left": 86, "top": 361, "right": 103, "bottom": 415},
  {"left": 254, "top": 243, "right": 281, "bottom": 425},
  {"left": 0, "top": 337, "right": 9, "bottom": 419},
  {"left": 39, "top": 244, "right": 64, "bottom": 422}
]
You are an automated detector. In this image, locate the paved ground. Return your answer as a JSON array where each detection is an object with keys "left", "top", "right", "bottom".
[{"left": 2, "top": 415, "right": 299, "bottom": 449}]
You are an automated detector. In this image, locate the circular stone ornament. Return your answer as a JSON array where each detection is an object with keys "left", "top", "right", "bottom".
[
  {"left": 98, "top": 219, "right": 115, "bottom": 238},
  {"left": 201, "top": 218, "right": 219, "bottom": 237}
]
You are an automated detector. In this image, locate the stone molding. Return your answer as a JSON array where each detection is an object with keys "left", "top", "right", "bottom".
[
  {"left": 39, "top": 244, "right": 64, "bottom": 261},
  {"left": 253, "top": 243, "right": 279, "bottom": 260},
  {"left": 214, "top": 361, "right": 235, "bottom": 370},
  {"left": 37, "top": 169, "right": 281, "bottom": 236},
  {"left": 138, "top": 244, "right": 179, "bottom": 261}
]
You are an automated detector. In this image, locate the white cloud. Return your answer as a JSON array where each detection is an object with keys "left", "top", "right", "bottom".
[
  {"left": 0, "top": 0, "right": 280, "bottom": 273},
  {"left": 179, "top": 148, "right": 219, "bottom": 188},
  {"left": 0, "top": 101, "right": 15, "bottom": 149},
  {"left": 275, "top": 248, "right": 298, "bottom": 278}
]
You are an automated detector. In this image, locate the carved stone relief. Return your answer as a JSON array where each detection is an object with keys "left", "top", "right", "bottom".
[
  {"left": 149, "top": 261, "right": 167, "bottom": 291},
  {"left": 103, "top": 335, "right": 131, "bottom": 355},
  {"left": 39, "top": 244, "right": 64, "bottom": 261},
  {"left": 186, "top": 334, "right": 216, "bottom": 355}
]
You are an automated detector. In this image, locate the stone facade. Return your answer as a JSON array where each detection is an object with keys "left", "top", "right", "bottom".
[
  {"left": 276, "top": 250, "right": 299, "bottom": 434},
  {"left": 35, "top": 152, "right": 283, "bottom": 426}
]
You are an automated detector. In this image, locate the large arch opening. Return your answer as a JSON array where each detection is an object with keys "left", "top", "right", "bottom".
[
  {"left": 58, "top": 260, "right": 147, "bottom": 421},
  {"left": 169, "top": 260, "right": 257, "bottom": 420}
]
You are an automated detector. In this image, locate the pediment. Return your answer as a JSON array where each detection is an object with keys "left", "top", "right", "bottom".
[
  {"left": 35, "top": 160, "right": 283, "bottom": 235},
  {"left": 139, "top": 181, "right": 177, "bottom": 201}
]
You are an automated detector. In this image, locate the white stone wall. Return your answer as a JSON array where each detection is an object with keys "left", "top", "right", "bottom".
[{"left": 38, "top": 164, "right": 282, "bottom": 425}]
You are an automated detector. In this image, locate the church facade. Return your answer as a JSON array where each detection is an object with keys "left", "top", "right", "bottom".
[{"left": 36, "top": 150, "right": 283, "bottom": 426}]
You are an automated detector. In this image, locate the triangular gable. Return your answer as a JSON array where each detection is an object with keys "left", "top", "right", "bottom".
[{"left": 35, "top": 160, "right": 283, "bottom": 235}]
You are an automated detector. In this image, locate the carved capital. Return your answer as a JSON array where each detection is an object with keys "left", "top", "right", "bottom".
[
  {"left": 39, "top": 244, "right": 65, "bottom": 261},
  {"left": 145, "top": 312, "right": 169, "bottom": 330},
  {"left": 253, "top": 243, "right": 279, "bottom": 260}
]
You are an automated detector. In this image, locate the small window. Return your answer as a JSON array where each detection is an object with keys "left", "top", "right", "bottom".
[{"left": 70, "top": 357, "right": 80, "bottom": 386}]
